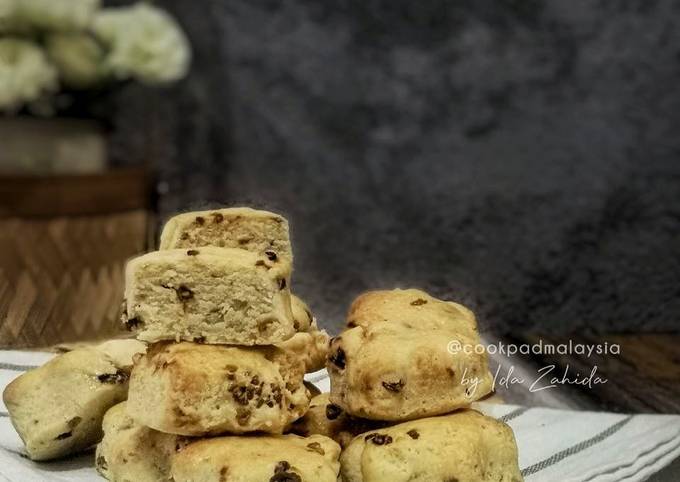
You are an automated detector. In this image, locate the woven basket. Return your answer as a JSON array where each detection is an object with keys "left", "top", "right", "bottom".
[{"left": 0, "top": 169, "right": 151, "bottom": 348}]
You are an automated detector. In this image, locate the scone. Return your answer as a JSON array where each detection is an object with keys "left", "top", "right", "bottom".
[
  {"left": 96, "top": 402, "right": 183, "bottom": 482},
  {"left": 124, "top": 247, "right": 295, "bottom": 345},
  {"left": 171, "top": 434, "right": 340, "bottom": 482},
  {"left": 328, "top": 322, "right": 493, "bottom": 421},
  {"left": 347, "top": 288, "right": 478, "bottom": 337},
  {"left": 127, "top": 342, "right": 310, "bottom": 436},
  {"left": 159, "top": 207, "right": 293, "bottom": 266},
  {"left": 3, "top": 340, "right": 146, "bottom": 461},
  {"left": 340, "top": 410, "right": 523, "bottom": 482},
  {"left": 289, "top": 393, "right": 388, "bottom": 448}
]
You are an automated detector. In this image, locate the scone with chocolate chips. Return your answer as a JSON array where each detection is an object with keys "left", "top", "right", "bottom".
[
  {"left": 124, "top": 247, "right": 295, "bottom": 345},
  {"left": 159, "top": 207, "right": 293, "bottom": 266},
  {"left": 329, "top": 292, "right": 493, "bottom": 421},
  {"left": 347, "top": 288, "right": 478, "bottom": 337},
  {"left": 96, "top": 402, "right": 184, "bottom": 482},
  {"left": 289, "top": 393, "right": 388, "bottom": 448},
  {"left": 3, "top": 339, "right": 146, "bottom": 461},
  {"left": 127, "top": 342, "right": 310, "bottom": 436},
  {"left": 171, "top": 434, "right": 340, "bottom": 482},
  {"left": 340, "top": 410, "right": 523, "bottom": 482}
]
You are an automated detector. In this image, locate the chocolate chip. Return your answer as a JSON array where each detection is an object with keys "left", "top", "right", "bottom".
[
  {"left": 347, "top": 320, "right": 357, "bottom": 328},
  {"left": 177, "top": 285, "right": 194, "bottom": 301},
  {"left": 325, "top": 403, "right": 342, "bottom": 420},
  {"left": 194, "top": 336, "right": 206, "bottom": 344},
  {"left": 187, "top": 249, "right": 199, "bottom": 256},
  {"left": 329, "top": 348, "right": 346, "bottom": 369},
  {"left": 195, "top": 216, "right": 205, "bottom": 225},
  {"left": 124, "top": 317, "right": 143, "bottom": 331},
  {"left": 255, "top": 260, "right": 267, "bottom": 267},
  {"left": 212, "top": 213, "right": 224, "bottom": 223},
  {"left": 219, "top": 466, "right": 229, "bottom": 481},
  {"left": 175, "top": 439, "right": 190, "bottom": 452},
  {"left": 230, "top": 385, "right": 250, "bottom": 405},
  {"left": 97, "top": 370, "right": 129, "bottom": 384},
  {"left": 410, "top": 298, "right": 428, "bottom": 306},
  {"left": 270, "top": 461, "right": 301, "bottom": 482},
  {"left": 264, "top": 250, "right": 278, "bottom": 261},
  {"left": 365, "top": 433, "right": 392, "bottom": 445},
  {"left": 407, "top": 429, "right": 420, "bottom": 439},
  {"left": 270, "top": 471, "right": 302, "bottom": 482},
  {"left": 54, "top": 431, "right": 72, "bottom": 440},
  {"left": 306, "top": 442, "right": 325, "bottom": 455},
  {"left": 382, "top": 379, "right": 405, "bottom": 392},
  {"left": 278, "top": 278, "right": 287, "bottom": 290},
  {"left": 67, "top": 417, "right": 82, "bottom": 430}
]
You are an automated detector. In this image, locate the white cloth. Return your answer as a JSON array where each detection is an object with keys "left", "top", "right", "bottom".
[{"left": 1, "top": 352, "right": 679, "bottom": 481}]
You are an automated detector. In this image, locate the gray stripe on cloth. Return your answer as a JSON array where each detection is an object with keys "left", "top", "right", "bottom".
[
  {"left": 522, "top": 415, "right": 634, "bottom": 477},
  {"left": 0, "top": 363, "right": 37, "bottom": 372},
  {"left": 499, "top": 407, "right": 530, "bottom": 423}
]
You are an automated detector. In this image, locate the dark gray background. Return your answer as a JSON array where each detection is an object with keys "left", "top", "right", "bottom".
[{"left": 109, "top": 0, "right": 680, "bottom": 335}]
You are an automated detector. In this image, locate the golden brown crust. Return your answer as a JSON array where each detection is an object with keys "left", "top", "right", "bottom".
[
  {"left": 127, "top": 342, "right": 310, "bottom": 436},
  {"left": 171, "top": 434, "right": 340, "bottom": 482},
  {"left": 159, "top": 207, "right": 293, "bottom": 266},
  {"left": 347, "top": 288, "right": 477, "bottom": 337},
  {"left": 340, "top": 410, "right": 523, "bottom": 482},
  {"left": 96, "top": 402, "right": 181, "bottom": 482},
  {"left": 3, "top": 340, "right": 145, "bottom": 461}
]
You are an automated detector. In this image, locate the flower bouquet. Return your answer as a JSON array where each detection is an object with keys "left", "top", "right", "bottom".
[{"left": 0, "top": 0, "right": 191, "bottom": 173}]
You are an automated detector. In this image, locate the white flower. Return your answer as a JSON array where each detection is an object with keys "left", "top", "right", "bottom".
[
  {"left": 0, "top": 38, "right": 57, "bottom": 112},
  {"left": 46, "top": 33, "right": 106, "bottom": 88},
  {"left": 14, "top": 0, "right": 101, "bottom": 32},
  {"left": 93, "top": 4, "right": 190, "bottom": 85}
]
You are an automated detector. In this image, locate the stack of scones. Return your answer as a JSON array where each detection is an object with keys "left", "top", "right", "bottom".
[{"left": 3, "top": 206, "right": 523, "bottom": 482}]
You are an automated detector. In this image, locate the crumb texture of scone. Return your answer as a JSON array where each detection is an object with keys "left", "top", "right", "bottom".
[
  {"left": 124, "top": 247, "right": 295, "bottom": 345},
  {"left": 347, "top": 288, "right": 478, "bottom": 336},
  {"left": 329, "top": 289, "right": 493, "bottom": 421},
  {"left": 159, "top": 206, "right": 293, "bottom": 266},
  {"left": 171, "top": 434, "right": 341, "bottom": 482},
  {"left": 96, "top": 402, "right": 181, "bottom": 482},
  {"left": 340, "top": 410, "right": 524, "bottom": 482},
  {"left": 126, "top": 342, "right": 310, "bottom": 436},
  {"left": 289, "top": 393, "right": 389, "bottom": 448},
  {"left": 2, "top": 340, "right": 145, "bottom": 461}
]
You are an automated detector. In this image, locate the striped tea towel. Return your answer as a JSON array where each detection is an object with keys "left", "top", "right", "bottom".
[{"left": 1, "top": 351, "right": 679, "bottom": 481}]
